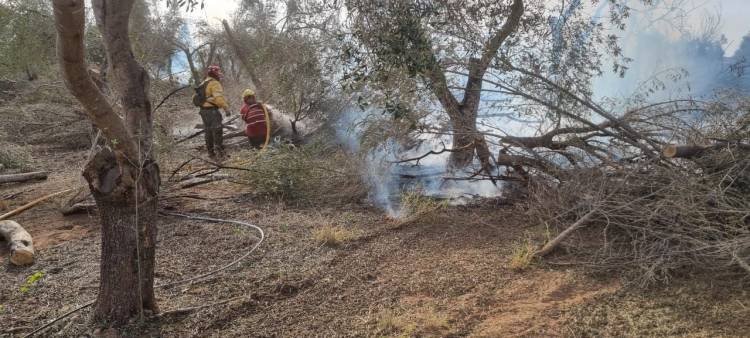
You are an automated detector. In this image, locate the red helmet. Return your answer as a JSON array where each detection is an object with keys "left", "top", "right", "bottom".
[{"left": 207, "top": 65, "right": 223, "bottom": 79}]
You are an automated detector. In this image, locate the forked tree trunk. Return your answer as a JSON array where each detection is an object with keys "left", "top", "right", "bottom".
[
  {"left": 420, "top": 0, "right": 523, "bottom": 173},
  {"left": 54, "top": 0, "right": 160, "bottom": 326}
]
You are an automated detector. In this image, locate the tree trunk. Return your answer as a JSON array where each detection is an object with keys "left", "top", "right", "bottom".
[
  {"left": 84, "top": 149, "right": 160, "bottom": 324},
  {"left": 447, "top": 110, "right": 478, "bottom": 169},
  {"left": 222, "top": 19, "right": 264, "bottom": 96},
  {"left": 181, "top": 47, "right": 200, "bottom": 86},
  {"left": 54, "top": 0, "right": 161, "bottom": 326}
]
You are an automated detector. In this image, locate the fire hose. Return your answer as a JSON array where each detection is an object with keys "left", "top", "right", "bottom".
[{"left": 23, "top": 211, "right": 265, "bottom": 337}]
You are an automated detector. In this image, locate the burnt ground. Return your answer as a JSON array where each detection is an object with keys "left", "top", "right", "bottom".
[{"left": 2, "top": 109, "right": 750, "bottom": 337}]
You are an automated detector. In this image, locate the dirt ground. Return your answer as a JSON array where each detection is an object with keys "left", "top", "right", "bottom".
[{"left": 2, "top": 104, "right": 750, "bottom": 337}]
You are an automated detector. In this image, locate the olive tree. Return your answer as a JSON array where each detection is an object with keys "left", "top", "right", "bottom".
[{"left": 53, "top": 0, "right": 159, "bottom": 325}]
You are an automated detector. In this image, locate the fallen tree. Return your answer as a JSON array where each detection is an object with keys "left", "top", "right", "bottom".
[{"left": 0, "top": 171, "right": 48, "bottom": 184}]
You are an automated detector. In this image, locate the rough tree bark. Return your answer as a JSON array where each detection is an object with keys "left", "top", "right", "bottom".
[{"left": 53, "top": 0, "right": 160, "bottom": 325}]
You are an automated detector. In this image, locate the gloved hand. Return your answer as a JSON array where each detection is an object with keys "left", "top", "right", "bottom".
[{"left": 223, "top": 108, "right": 231, "bottom": 117}]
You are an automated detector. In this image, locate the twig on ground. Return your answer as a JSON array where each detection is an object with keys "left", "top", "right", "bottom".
[
  {"left": 24, "top": 211, "right": 265, "bottom": 337},
  {"left": 157, "top": 294, "right": 254, "bottom": 318},
  {"left": 167, "top": 157, "right": 198, "bottom": 182}
]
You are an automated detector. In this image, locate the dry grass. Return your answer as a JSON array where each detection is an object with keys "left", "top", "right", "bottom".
[
  {"left": 398, "top": 190, "right": 447, "bottom": 221},
  {"left": 0, "top": 142, "right": 32, "bottom": 171},
  {"left": 564, "top": 279, "right": 750, "bottom": 337},
  {"left": 509, "top": 237, "right": 537, "bottom": 271},
  {"left": 373, "top": 306, "right": 452, "bottom": 337},
  {"left": 312, "top": 224, "right": 356, "bottom": 247}
]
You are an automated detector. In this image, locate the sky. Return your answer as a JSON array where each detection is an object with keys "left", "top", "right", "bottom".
[
  {"left": 176, "top": 0, "right": 747, "bottom": 55},
  {"left": 181, "top": 0, "right": 239, "bottom": 26}
]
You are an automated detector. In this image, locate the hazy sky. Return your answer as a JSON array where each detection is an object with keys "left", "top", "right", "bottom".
[{"left": 178, "top": 0, "right": 747, "bottom": 55}]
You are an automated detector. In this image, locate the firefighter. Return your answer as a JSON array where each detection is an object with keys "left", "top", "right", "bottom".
[
  {"left": 194, "top": 65, "right": 231, "bottom": 159},
  {"left": 239, "top": 89, "right": 272, "bottom": 149}
]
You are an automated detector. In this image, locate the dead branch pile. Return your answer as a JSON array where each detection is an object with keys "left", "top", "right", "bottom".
[
  {"left": 528, "top": 146, "right": 750, "bottom": 285},
  {"left": 518, "top": 93, "right": 750, "bottom": 285}
]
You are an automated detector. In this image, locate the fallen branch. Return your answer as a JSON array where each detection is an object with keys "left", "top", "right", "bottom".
[
  {"left": 175, "top": 116, "right": 239, "bottom": 144},
  {"left": 663, "top": 144, "right": 711, "bottom": 159},
  {"left": 0, "top": 220, "right": 35, "bottom": 265},
  {"left": 167, "top": 158, "right": 198, "bottom": 182},
  {"left": 733, "top": 251, "right": 750, "bottom": 275},
  {"left": 534, "top": 208, "right": 598, "bottom": 257},
  {"left": 0, "top": 189, "right": 73, "bottom": 221},
  {"left": 158, "top": 294, "right": 253, "bottom": 318},
  {"left": 3, "top": 327, "right": 33, "bottom": 334},
  {"left": 175, "top": 175, "right": 228, "bottom": 189},
  {"left": 2, "top": 188, "right": 35, "bottom": 200},
  {"left": 663, "top": 142, "right": 750, "bottom": 159},
  {"left": 151, "top": 85, "right": 189, "bottom": 114},
  {"left": 0, "top": 172, "right": 48, "bottom": 184},
  {"left": 25, "top": 211, "right": 265, "bottom": 337}
]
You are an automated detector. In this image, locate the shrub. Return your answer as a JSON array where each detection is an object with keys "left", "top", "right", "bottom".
[
  {"left": 232, "top": 142, "right": 366, "bottom": 205},
  {"left": 0, "top": 142, "right": 32, "bottom": 171}
]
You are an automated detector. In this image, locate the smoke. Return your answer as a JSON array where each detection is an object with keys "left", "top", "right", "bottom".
[
  {"left": 334, "top": 105, "right": 502, "bottom": 217},
  {"left": 593, "top": 1, "right": 750, "bottom": 101}
]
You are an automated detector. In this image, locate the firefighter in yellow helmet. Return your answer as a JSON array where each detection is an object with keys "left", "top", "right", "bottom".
[{"left": 239, "top": 89, "right": 272, "bottom": 148}]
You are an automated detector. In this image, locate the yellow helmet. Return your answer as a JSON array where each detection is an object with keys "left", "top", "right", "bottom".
[{"left": 242, "top": 89, "right": 256, "bottom": 98}]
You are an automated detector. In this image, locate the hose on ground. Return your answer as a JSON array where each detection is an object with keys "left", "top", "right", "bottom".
[{"left": 23, "top": 211, "right": 264, "bottom": 337}]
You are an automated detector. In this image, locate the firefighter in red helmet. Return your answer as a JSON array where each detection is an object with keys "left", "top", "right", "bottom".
[{"left": 193, "top": 65, "right": 231, "bottom": 159}]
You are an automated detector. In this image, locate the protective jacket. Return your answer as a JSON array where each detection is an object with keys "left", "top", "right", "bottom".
[
  {"left": 240, "top": 102, "right": 269, "bottom": 139},
  {"left": 201, "top": 76, "right": 228, "bottom": 109}
]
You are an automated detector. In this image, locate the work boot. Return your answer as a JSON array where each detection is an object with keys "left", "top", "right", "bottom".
[{"left": 208, "top": 151, "right": 217, "bottom": 161}]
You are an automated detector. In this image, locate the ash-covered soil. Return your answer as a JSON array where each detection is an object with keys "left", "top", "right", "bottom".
[{"left": 2, "top": 99, "right": 749, "bottom": 338}]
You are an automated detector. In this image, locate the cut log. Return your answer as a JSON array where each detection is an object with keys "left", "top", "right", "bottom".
[
  {"left": 0, "top": 220, "right": 34, "bottom": 265},
  {"left": 663, "top": 142, "right": 750, "bottom": 159},
  {"left": 0, "top": 171, "right": 48, "bottom": 184},
  {"left": 663, "top": 144, "right": 709, "bottom": 159}
]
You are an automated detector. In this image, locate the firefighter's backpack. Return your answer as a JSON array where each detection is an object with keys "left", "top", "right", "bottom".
[{"left": 192, "top": 80, "right": 212, "bottom": 107}]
